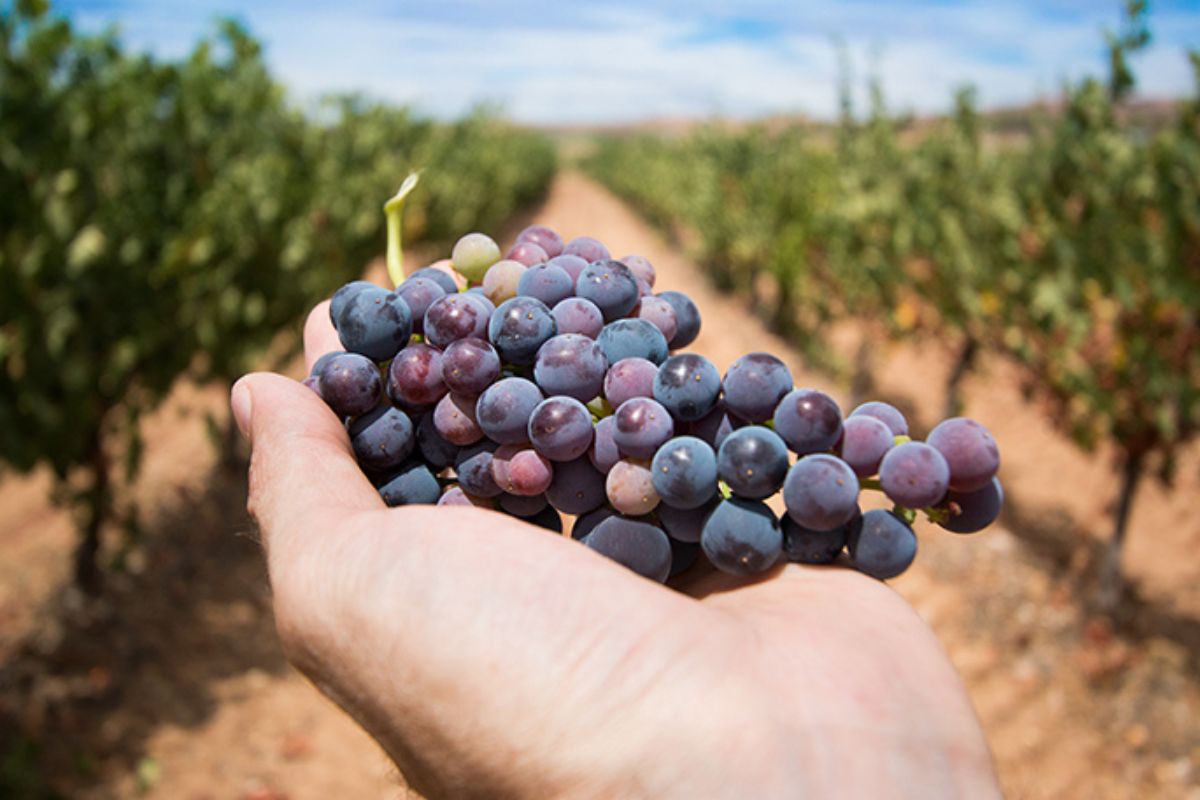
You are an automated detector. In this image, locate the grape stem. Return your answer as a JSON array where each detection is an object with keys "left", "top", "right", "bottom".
[
  {"left": 718, "top": 481, "right": 733, "bottom": 500},
  {"left": 384, "top": 172, "right": 421, "bottom": 288}
]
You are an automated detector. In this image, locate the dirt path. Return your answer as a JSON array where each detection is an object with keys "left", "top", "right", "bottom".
[{"left": 2, "top": 171, "right": 1198, "bottom": 799}]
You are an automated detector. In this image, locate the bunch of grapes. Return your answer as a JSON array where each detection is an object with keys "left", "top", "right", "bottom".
[{"left": 308, "top": 221, "right": 1002, "bottom": 586}]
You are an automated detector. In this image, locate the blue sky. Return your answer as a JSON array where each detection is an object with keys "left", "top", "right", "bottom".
[{"left": 56, "top": 1, "right": 1200, "bottom": 124}]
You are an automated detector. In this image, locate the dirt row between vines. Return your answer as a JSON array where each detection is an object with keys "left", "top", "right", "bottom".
[{"left": 1, "top": 171, "right": 1198, "bottom": 799}]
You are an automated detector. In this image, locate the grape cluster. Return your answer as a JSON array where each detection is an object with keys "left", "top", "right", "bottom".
[{"left": 307, "top": 224, "right": 1002, "bottom": 585}]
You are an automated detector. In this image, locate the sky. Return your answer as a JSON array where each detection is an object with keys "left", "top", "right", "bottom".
[{"left": 56, "top": 0, "right": 1200, "bottom": 125}]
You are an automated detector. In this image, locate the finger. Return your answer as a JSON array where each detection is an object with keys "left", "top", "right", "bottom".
[
  {"left": 232, "top": 371, "right": 383, "bottom": 556},
  {"left": 304, "top": 300, "right": 342, "bottom": 374}
]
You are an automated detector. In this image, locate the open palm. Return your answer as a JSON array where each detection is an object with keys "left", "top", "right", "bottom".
[{"left": 230, "top": 305, "right": 999, "bottom": 799}]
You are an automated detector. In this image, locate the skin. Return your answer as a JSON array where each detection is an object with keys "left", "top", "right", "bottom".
[{"left": 228, "top": 301, "right": 1002, "bottom": 800}]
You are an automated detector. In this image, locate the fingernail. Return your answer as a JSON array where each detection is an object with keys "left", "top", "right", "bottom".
[{"left": 231, "top": 379, "right": 253, "bottom": 439}]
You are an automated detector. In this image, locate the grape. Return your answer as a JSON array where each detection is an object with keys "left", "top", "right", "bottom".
[
  {"left": 499, "top": 492, "right": 548, "bottom": 517},
  {"left": 596, "top": 318, "right": 669, "bottom": 366},
  {"left": 545, "top": 456, "right": 607, "bottom": 515},
  {"left": 717, "top": 426, "right": 789, "bottom": 499},
  {"left": 387, "top": 343, "right": 447, "bottom": 409},
  {"left": 451, "top": 232, "right": 502, "bottom": 283},
  {"left": 454, "top": 441, "right": 502, "bottom": 498},
  {"left": 309, "top": 350, "right": 342, "bottom": 378},
  {"left": 488, "top": 296, "right": 557, "bottom": 365},
  {"left": 657, "top": 497, "right": 718, "bottom": 543},
  {"left": 407, "top": 266, "right": 460, "bottom": 296},
  {"left": 653, "top": 353, "right": 721, "bottom": 422},
  {"left": 657, "top": 291, "right": 700, "bottom": 348},
  {"left": 576, "top": 259, "right": 639, "bottom": 321},
  {"left": 551, "top": 297, "right": 605, "bottom": 339},
  {"left": 847, "top": 509, "right": 917, "bottom": 580},
  {"left": 329, "top": 280, "right": 377, "bottom": 326},
  {"left": 482, "top": 259, "right": 527, "bottom": 305},
  {"left": 839, "top": 415, "right": 894, "bottom": 477},
  {"left": 424, "top": 293, "right": 491, "bottom": 349},
  {"left": 433, "top": 392, "right": 483, "bottom": 446},
  {"left": 603, "top": 357, "right": 658, "bottom": 408},
  {"left": 528, "top": 396, "right": 594, "bottom": 461},
  {"left": 302, "top": 375, "right": 321, "bottom": 395},
  {"left": 669, "top": 538, "right": 700, "bottom": 577},
  {"left": 927, "top": 417, "right": 1000, "bottom": 492},
  {"left": 522, "top": 505, "right": 564, "bottom": 533},
  {"left": 396, "top": 277, "right": 446, "bottom": 336},
  {"left": 583, "top": 516, "right": 671, "bottom": 583},
  {"left": 465, "top": 288, "right": 496, "bottom": 313},
  {"left": 532, "top": 333, "right": 607, "bottom": 402},
  {"left": 517, "top": 263, "right": 575, "bottom": 307},
  {"left": 378, "top": 461, "right": 442, "bottom": 507},
  {"left": 475, "top": 377, "right": 544, "bottom": 444},
  {"left": 722, "top": 353, "right": 793, "bottom": 423},
  {"left": 606, "top": 458, "right": 660, "bottom": 515},
  {"left": 878, "top": 441, "right": 950, "bottom": 509},
  {"left": 515, "top": 224, "right": 564, "bottom": 258},
  {"left": 701, "top": 498, "right": 783, "bottom": 576},
  {"left": 774, "top": 389, "right": 842, "bottom": 455},
  {"left": 612, "top": 397, "right": 674, "bottom": 459},
  {"left": 438, "top": 486, "right": 493, "bottom": 508},
  {"left": 441, "top": 337, "right": 501, "bottom": 395},
  {"left": 505, "top": 241, "right": 549, "bottom": 268},
  {"left": 318, "top": 353, "right": 382, "bottom": 418},
  {"left": 491, "top": 445, "right": 554, "bottom": 496},
  {"left": 679, "top": 399, "right": 741, "bottom": 450},
  {"left": 590, "top": 415, "right": 620, "bottom": 474},
  {"left": 621, "top": 254, "right": 656, "bottom": 287},
  {"left": 572, "top": 506, "right": 618, "bottom": 540},
  {"left": 782, "top": 509, "right": 859, "bottom": 565},
  {"left": 563, "top": 235, "right": 611, "bottom": 263},
  {"left": 937, "top": 477, "right": 1003, "bottom": 533},
  {"left": 635, "top": 277, "right": 653, "bottom": 298},
  {"left": 650, "top": 436, "right": 717, "bottom": 510},
  {"left": 848, "top": 401, "right": 908, "bottom": 437},
  {"left": 547, "top": 254, "right": 589, "bottom": 283},
  {"left": 782, "top": 454, "right": 859, "bottom": 531},
  {"left": 349, "top": 405, "right": 415, "bottom": 471},
  {"left": 336, "top": 287, "right": 413, "bottom": 362},
  {"left": 632, "top": 296, "right": 677, "bottom": 343},
  {"left": 415, "top": 412, "right": 460, "bottom": 469}
]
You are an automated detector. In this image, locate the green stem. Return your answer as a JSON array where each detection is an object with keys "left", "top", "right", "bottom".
[
  {"left": 384, "top": 172, "right": 421, "bottom": 288},
  {"left": 859, "top": 477, "right": 882, "bottom": 492},
  {"left": 718, "top": 481, "right": 733, "bottom": 500}
]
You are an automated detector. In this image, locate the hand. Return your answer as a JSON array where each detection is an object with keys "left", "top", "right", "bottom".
[{"left": 229, "top": 302, "right": 1001, "bottom": 799}]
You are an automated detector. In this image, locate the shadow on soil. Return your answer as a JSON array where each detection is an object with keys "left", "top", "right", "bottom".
[{"left": 0, "top": 454, "right": 284, "bottom": 798}]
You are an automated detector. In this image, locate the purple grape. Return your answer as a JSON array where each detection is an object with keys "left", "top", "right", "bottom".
[
  {"left": 722, "top": 353, "right": 794, "bottom": 423},
  {"left": 927, "top": 417, "right": 1000, "bottom": 492},
  {"left": 656, "top": 291, "right": 700, "bottom": 348},
  {"left": 441, "top": 337, "right": 501, "bottom": 396},
  {"left": 349, "top": 405, "right": 415, "bottom": 471},
  {"left": 318, "top": 353, "right": 382, "bottom": 418},
  {"left": 302, "top": 375, "right": 322, "bottom": 395},
  {"left": 653, "top": 353, "right": 721, "bottom": 422},
  {"left": 849, "top": 401, "right": 908, "bottom": 436},
  {"left": 545, "top": 457, "right": 607, "bottom": 515},
  {"left": 632, "top": 296, "right": 677, "bottom": 343},
  {"left": 572, "top": 506, "right": 618, "bottom": 540},
  {"left": 438, "top": 486, "right": 493, "bottom": 508},
  {"left": 309, "top": 350, "right": 342, "bottom": 378},
  {"left": 499, "top": 492, "right": 548, "bottom": 517},
  {"left": 551, "top": 297, "right": 605, "bottom": 339},
  {"left": 492, "top": 446, "right": 554, "bottom": 497},
  {"left": 656, "top": 497, "right": 718, "bottom": 543},
  {"left": 488, "top": 296, "right": 557, "bottom": 365},
  {"left": 564, "top": 235, "right": 611, "bottom": 264},
  {"left": 433, "top": 392, "right": 484, "bottom": 446},
  {"left": 506, "top": 241, "right": 549, "bottom": 267},
  {"left": 701, "top": 498, "right": 783, "bottom": 576},
  {"left": 329, "top": 280, "right": 377, "bottom": 326},
  {"left": 879, "top": 441, "right": 950, "bottom": 509},
  {"left": 782, "top": 454, "right": 859, "bottom": 531},
  {"left": 848, "top": 509, "right": 917, "bottom": 580},
  {"left": 612, "top": 397, "right": 675, "bottom": 459},
  {"left": 454, "top": 441, "right": 502, "bottom": 498},
  {"left": 621, "top": 254, "right": 656, "bottom": 287},
  {"left": 532, "top": 333, "right": 607, "bottom": 402},
  {"left": 378, "top": 461, "right": 441, "bottom": 506},
  {"left": 839, "top": 415, "right": 894, "bottom": 477},
  {"left": 584, "top": 516, "right": 672, "bottom": 583},
  {"left": 603, "top": 357, "right": 658, "bottom": 408},
  {"left": 415, "top": 412, "right": 460, "bottom": 469},
  {"left": 669, "top": 538, "right": 700, "bottom": 577},
  {"left": 522, "top": 505, "right": 564, "bottom": 533},
  {"left": 528, "top": 396, "right": 594, "bottom": 462},
  {"left": 408, "top": 266, "right": 460, "bottom": 296},
  {"left": 576, "top": 259, "right": 639, "bottom": 321},
  {"left": 336, "top": 287, "right": 413, "bottom": 362},
  {"left": 596, "top": 318, "right": 669, "bottom": 366},
  {"left": 606, "top": 458, "right": 660, "bottom": 516},
  {"left": 938, "top": 477, "right": 1003, "bottom": 533},
  {"left": 517, "top": 263, "right": 575, "bottom": 307},
  {"left": 424, "top": 293, "right": 492, "bottom": 349},
  {"left": 679, "top": 399, "right": 742, "bottom": 450},
  {"left": 516, "top": 224, "right": 565, "bottom": 258},
  {"left": 774, "top": 389, "right": 843, "bottom": 455},
  {"left": 590, "top": 415, "right": 620, "bottom": 474},
  {"left": 783, "top": 508, "right": 860, "bottom": 565},
  {"left": 387, "top": 343, "right": 447, "bottom": 409},
  {"left": 475, "top": 377, "right": 544, "bottom": 444},
  {"left": 716, "top": 426, "right": 789, "bottom": 500},
  {"left": 396, "top": 277, "right": 446, "bottom": 335},
  {"left": 547, "top": 253, "right": 589, "bottom": 283},
  {"left": 650, "top": 436, "right": 717, "bottom": 510}
]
